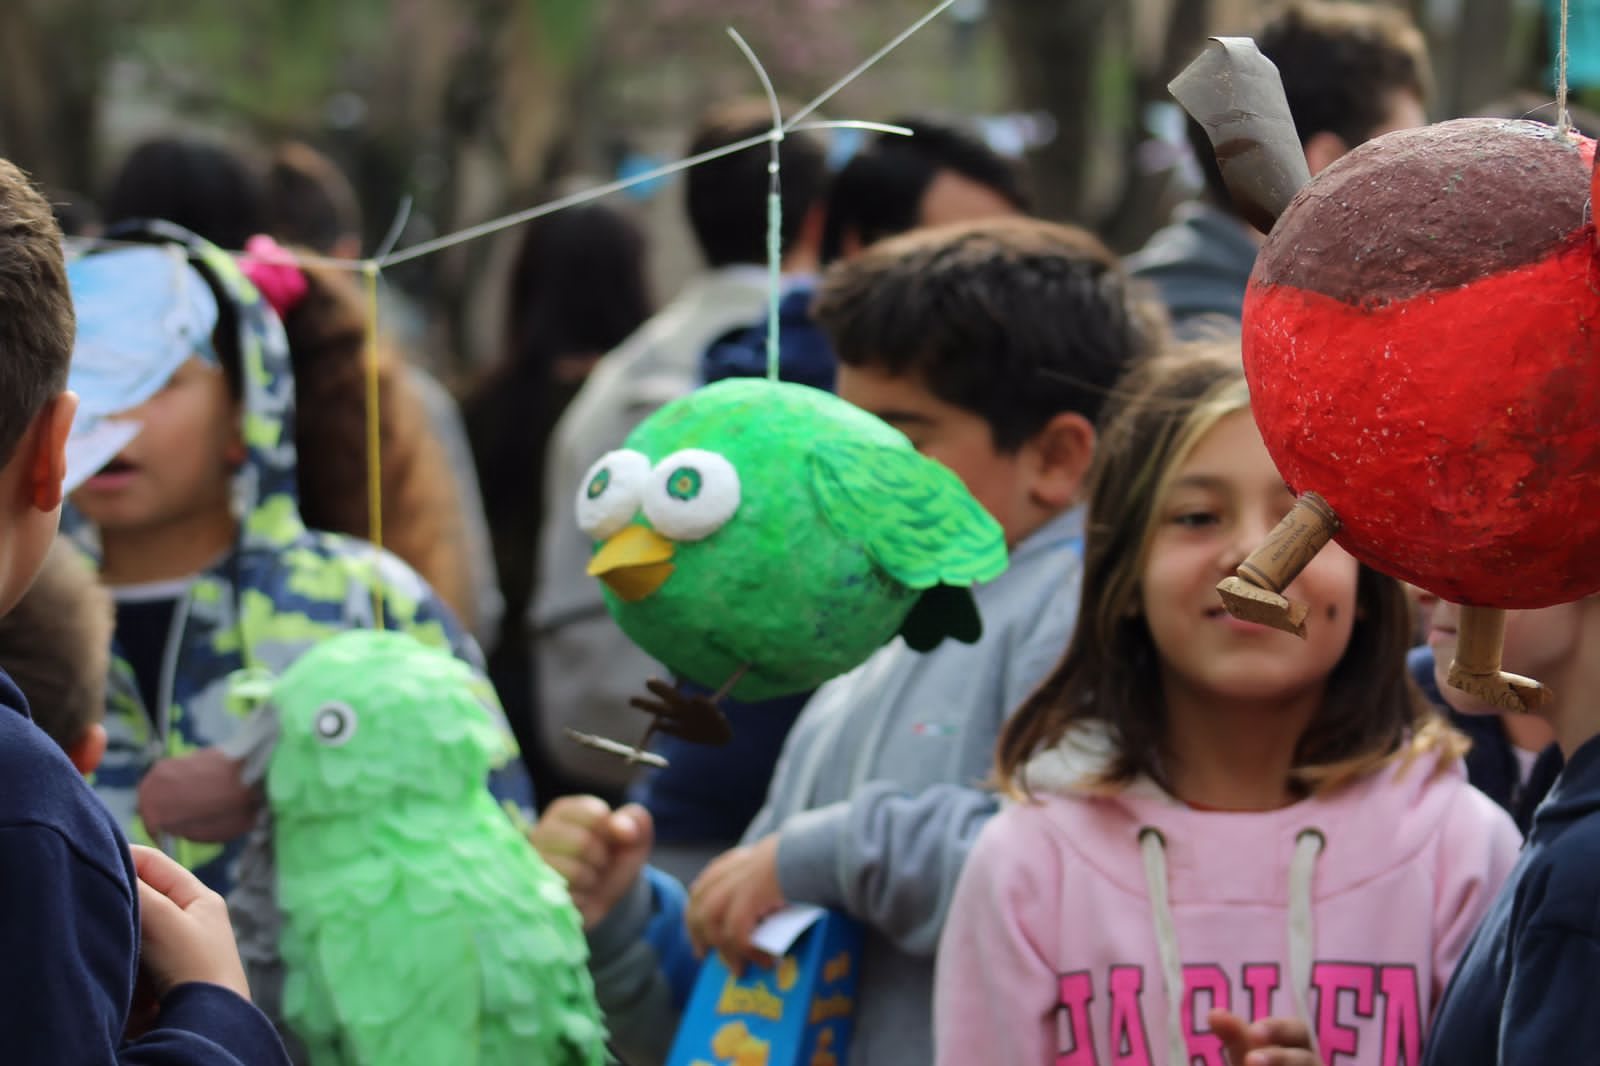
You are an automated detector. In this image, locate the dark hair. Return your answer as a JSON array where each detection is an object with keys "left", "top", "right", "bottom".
[
  {"left": 264, "top": 141, "right": 361, "bottom": 255},
  {"left": 821, "top": 116, "right": 1030, "bottom": 263},
  {"left": 0, "top": 541, "right": 111, "bottom": 751},
  {"left": 685, "top": 100, "right": 827, "bottom": 268},
  {"left": 0, "top": 159, "right": 74, "bottom": 466},
  {"left": 1189, "top": 1, "right": 1431, "bottom": 206},
  {"left": 812, "top": 217, "right": 1162, "bottom": 449},
  {"left": 465, "top": 201, "right": 653, "bottom": 626},
  {"left": 996, "top": 344, "right": 1461, "bottom": 796},
  {"left": 102, "top": 136, "right": 266, "bottom": 251},
  {"left": 279, "top": 259, "right": 477, "bottom": 631}
]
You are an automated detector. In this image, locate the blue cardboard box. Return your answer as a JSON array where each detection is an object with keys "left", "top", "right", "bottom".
[{"left": 667, "top": 910, "right": 864, "bottom": 1066}]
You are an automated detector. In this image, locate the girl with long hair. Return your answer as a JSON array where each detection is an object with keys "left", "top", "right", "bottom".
[{"left": 934, "top": 345, "right": 1520, "bottom": 1066}]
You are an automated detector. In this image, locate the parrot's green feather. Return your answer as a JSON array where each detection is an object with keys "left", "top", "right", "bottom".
[
  {"left": 267, "top": 630, "right": 606, "bottom": 1066},
  {"left": 810, "top": 438, "right": 1008, "bottom": 588}
]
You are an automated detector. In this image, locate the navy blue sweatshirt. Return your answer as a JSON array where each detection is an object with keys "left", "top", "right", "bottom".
[
  {"left": 1423, "top": 732, "right": 1600, "bottom": 1065},
  {"left": 701, "top": 286, "right": 837, "bottom": 392},
  {"left": 0, "top": 668, "right": 288, "bottom": 1064}
]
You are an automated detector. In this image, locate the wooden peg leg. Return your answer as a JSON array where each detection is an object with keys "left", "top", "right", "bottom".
[
  {"left": 1445, "top": 605, "right": 1551, "bottom": 712},
  {"left": 1215, "top": 492, "right": 1342, "bottom": 638}
]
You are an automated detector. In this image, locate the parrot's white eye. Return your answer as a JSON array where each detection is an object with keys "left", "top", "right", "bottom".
[
  {"left": 576, "top": 449, "right": 652, "bottom": 541},
  {"left": 642, "top": 450, "right": 740, "bottom": 542},
  {"left": 312, "top": 702, "right": 357, "bottom": 747}
]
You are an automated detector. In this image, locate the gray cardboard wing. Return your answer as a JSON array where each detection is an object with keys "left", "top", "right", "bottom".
[{"left": 1169, "top": 36, "right": 1312, "bottom": 232}]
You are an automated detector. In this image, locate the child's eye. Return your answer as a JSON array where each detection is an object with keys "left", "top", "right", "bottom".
[{"left": 1171, "top": 510, "right": 1219, "bottom": 528}]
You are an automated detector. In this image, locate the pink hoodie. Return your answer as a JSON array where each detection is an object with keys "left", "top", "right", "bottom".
[{"left": 934, "top": 733, "right": 1520, "bottom": 1066}]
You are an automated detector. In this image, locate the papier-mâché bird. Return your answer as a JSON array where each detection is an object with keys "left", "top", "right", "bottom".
[
  {"left": 578, "top": 378, "right": 1008, "bottom": 708},
  {"left": 264, "top": 629, "right": 605, "bottom": 1066}
]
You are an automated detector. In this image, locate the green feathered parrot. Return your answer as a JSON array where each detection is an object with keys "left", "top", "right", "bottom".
[
  {"left": 263, "top": 629, "right": 606, "bottom": 1066},
  {"left": 578, "top": 378, "right": 1008, "bottom": 705}
]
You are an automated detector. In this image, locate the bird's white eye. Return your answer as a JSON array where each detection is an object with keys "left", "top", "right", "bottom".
[
  {"left": 642, "top": 449, "right": 740, "bottom": 541},
  {"left": 576, "top": 450, "right": 652, "bottom": 540},
  {"left": 312, "top": 702, "right": 357, "bottom": 747}
]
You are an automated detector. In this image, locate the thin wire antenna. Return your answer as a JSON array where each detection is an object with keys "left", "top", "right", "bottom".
[
  {"left": 374, "top": 194, "right": 415, "bottom": 261},
  {"left": 378, "top": 130, "right": 772, "bottom": 267},
  {"left": 728, "top": 26, "right": 786, "bottom": 382},
  {"left": 1558, "top": 0, "right": 1572, "bottom": 136},
  {"left": 791, "top": 119, "right": 913, "bottom": 138},
  {"left": 785, "top": 0, "right": 959, "bottom": 131}
]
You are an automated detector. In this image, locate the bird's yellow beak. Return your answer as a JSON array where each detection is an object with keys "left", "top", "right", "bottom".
[{"left": 587, "top": 525, "right": 676, "bottom": 602}]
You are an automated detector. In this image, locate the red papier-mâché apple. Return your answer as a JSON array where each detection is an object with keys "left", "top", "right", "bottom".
[{"left": 1242, "top": 118, "right": 1600, "bottom": 609}]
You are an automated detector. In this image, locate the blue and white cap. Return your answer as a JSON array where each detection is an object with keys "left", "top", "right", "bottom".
[{"left": 63, "top": 244, "right": 221, "bottom": 491}]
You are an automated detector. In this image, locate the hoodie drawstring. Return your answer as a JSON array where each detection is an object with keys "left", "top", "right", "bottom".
[
  {"left": 1138, "top": 825, "right": 1326, "bottom": 1066},
  {"left": 1139, "top": 828, "right": 1188, "bottom": 1066},
  {"left": 1287, "top": 829, "right": 1325, "bottom": 1058}
]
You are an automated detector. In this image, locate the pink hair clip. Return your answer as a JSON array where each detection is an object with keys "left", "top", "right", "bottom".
[{"left": 239, "top": 234, "right": 310, "bottom": 318}]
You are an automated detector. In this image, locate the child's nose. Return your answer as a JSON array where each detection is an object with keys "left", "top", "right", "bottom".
[{"left": 1223, "top": 508, "right": 1278, "bottom": 574}]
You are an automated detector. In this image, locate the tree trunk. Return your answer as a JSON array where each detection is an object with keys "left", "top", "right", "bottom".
[
  {"left": 0, "top": 0, "right": 108, "bottom": 194},
  {"left": 989, "top": 0, "right": 1122, "bottom": 223}
]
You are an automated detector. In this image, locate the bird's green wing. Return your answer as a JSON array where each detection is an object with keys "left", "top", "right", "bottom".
[
  {"left": 810, "top": 438, "right": 1008, "bottom": 589},
  {"left": 316, "top": 902, "right": 482, "bottom": 1066}
]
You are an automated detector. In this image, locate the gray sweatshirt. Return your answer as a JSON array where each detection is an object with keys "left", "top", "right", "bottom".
[{"left": 588, "top": 505, "right": 1084, "bottom": 1065}]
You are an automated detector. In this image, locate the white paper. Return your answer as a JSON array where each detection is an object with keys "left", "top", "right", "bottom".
[
  {"left": 750, "top": 903, "right": 826, "bottom": 957},
  {"left": 63, "top": 418, "right": 140, "bottom": 495}
]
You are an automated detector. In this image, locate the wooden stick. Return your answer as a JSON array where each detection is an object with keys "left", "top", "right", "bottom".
[
  {"left": 1446, "top": 605, "right": 1551, "bottom": 712},
  {"left": 1216, "top": 492, "right": 1342, "bottom": 637}
]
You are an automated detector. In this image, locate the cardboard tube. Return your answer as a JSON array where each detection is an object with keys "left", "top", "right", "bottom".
[
  {"left": 1446, "top": 605, "right": 1551, "bottom": 712},
  {"left": 1236, "top": 492, "right": 1342, "bottom": 593},
  {"left": 1452, "top": 605, "right": 1507, "bottom": 675}
]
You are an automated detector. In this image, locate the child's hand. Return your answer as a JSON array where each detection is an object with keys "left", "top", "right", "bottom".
[
  {"left": 138, "top": 748, "right": 261, "bottom": 842},
  {"left": 527, "top": 795, "right": 653, "bottom": 929},
  {"left": 131, "top": 845, "right": 250, "bottom": 1001},
  {"left": 1209, "top": 1009, "right": 1326, "bottom": 1066},
  {"left": 686, "top": 834, "right": 785, "bottom": 969}
]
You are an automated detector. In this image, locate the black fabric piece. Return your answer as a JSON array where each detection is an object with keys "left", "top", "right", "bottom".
[
  {"left": 114, "top": 596, "right": 178, "bottom": 728},
  {"left": 899, "top": 584, "right": 983, "bottom": 652}
]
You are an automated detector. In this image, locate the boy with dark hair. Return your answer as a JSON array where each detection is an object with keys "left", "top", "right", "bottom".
[
  {"left": 534, "top": 217, "right": 1163, "bottom": 1066},
  {"left": 0, "top": 156, "right": 286, "bottom": 1064},
  {"left": 1129, "top": 0, "right": 1431, "bottom": 328},
  {"left": 0, "top": 538, "right": 113, "bottom": 774},
  {"left": 534, "top": 100, "right": 829, "bottom": 799}
]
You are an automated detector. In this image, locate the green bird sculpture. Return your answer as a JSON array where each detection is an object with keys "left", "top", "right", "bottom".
[
  {"left": 263, "top": 629, "right": 606, "bottom": 1066},
  {"left": 576, "top": 378, "right": 1007, "bottom": 750}
]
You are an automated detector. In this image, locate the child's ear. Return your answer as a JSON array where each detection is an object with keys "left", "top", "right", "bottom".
[
  {"left": 68, "top": 722, "right": 108, "bottom": 777},
  {"left": 1027, "top": 411, "right": 1096, "bottom": 510},
  {"left": 27, "top": 392, "right": 78, "bottom": 513}
]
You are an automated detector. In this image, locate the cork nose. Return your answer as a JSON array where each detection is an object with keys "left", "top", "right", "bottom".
[{"left": 587, "top": 525, "right": 676, "bottom": 602}]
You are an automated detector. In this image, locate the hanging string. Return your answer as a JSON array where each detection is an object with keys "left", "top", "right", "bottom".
[
  {"left": 362, "top": 260, "right": 386, "bottom": 627},
  {"left": 1558, "top": 0, "right": 1573, "bottom": 137},
  {"left": 728, "top": 27, "right": 786, "bottom": 382}
]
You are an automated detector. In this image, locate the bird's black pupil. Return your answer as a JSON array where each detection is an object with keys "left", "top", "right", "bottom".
[{"left": 317, "top": 711, "right": 346, "bottom": 738}]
